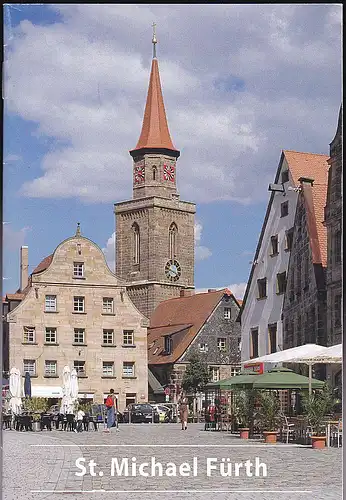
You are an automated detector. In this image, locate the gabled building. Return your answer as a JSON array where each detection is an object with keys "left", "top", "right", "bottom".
[
  {"left": 148, "top": 289, "right": 241, "bottom": 402},
  {"left": 114, "top": 30, "right": 195, "bottom": 319},
  {"left": 325, "top": 106, "right": 342, "bottom": 347},
  {"left": 5, "top": 226, "right": 149, "bottom": 409},
  {"left": 240, "top": 150, "right": 329, "bottom": 362},
  {"left": 282, "top": 173, "right": 328, "bottom": 350}
]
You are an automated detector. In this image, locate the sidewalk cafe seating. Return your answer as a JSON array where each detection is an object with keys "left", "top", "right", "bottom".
[{"left": 280, "top": 414, "right": 295, "bottom": 444}]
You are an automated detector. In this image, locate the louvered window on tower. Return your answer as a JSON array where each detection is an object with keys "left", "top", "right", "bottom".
[
  {"left": 169, "top": 223, "right": 178, "bottom": 259},
  {"left": 132, "top": 223, "right": 140, "bottom": 265}
]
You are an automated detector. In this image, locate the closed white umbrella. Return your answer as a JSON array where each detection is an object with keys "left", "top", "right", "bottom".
[
  {"left": 9, "top": 367, "right": 22, "bottom": 415},
  {"left": 70, "top": 369, "right": 79, "bottom": 412},
  {"left": 60, "top": 366, "right": 73, "bottom": 414}
]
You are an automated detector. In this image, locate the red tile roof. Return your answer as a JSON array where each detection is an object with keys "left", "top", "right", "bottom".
[
  {"left": 32, "top": 254, "right": 53, "bottom": 274},
  {"left": 283, "top": 150, "right": 329, "bottom": 186},
  {"left": 131, "top": 58, "right": 178, "bottom": 153},
  {"left": 6, "top": 293, "right": 25, "bottom": 301},
  {"left": 148, "top": 289, "right": 239, "bottom": 365}
]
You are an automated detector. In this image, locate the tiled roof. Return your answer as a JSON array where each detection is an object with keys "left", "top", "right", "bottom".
[
  {"left": 283, "top": 150, "right": 329, "bottom": 186},
  {"left": 32, "top": 254, "right": 53, "bottom": 274},
  {"left": 148, "top": 289, "right": 238, "bottom": 365},
  {"left": 131, "top": 58, "right": 178, "bottom": 153},
  {"left": 6, "top": 293, "right": 25, "bottom": 301}
]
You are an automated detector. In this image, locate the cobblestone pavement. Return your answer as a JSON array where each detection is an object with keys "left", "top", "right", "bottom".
[{"left": 3, "top": 423, "right": 342, "bottom": 500}]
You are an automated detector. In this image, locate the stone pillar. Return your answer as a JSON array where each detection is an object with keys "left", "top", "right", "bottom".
[{"left": 20, "top": 246, "right": 29, "bottom": 291}]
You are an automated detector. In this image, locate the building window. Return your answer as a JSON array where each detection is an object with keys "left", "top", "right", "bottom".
[
  {"left": 23, "top": 327, "right": 35, "bottom": 344},
  {"left": 334, "top": 231, "right": 341, "bottom": 264},
  {"left": 73, "top": 296, "right": 85, "bottom": 312},
  {"left": 164, "top": 336, "right": 173, "bottom": 354},
  {"left": 45, "top": 295, "right": 57, "bottom": 312},
  {"left": 73, "top": 262, "right": 84, "bottom": 277},
  {"left": 224, "top": 307, "right": 231, "bottom": 319},
  {"left": 126, "top": 393, "right": 136, "bottom": 406},
  {"left": 74, "top": 328, "right": 85, "bottom": 344},
  {"left": 123, "top": 330, "right": 134, "bottom": 346},
  {"left": 217, "top": 338, "right": 226, "bottom": 351},
  {"left": 123, "top": 362, "right": 135, "bottom": 378},
  {"left": 169, "top": 223, "right": 178, "bottom": 260},
  {"left": 103, "top": 329, "right": 114, "bottom": 345},
  {"left": 132, "top": 223, "right": 140, "bottom": 265},
  {"left": 334, "top": 295, "right": 341, "bottom": 328},
  {"left": 102, "top": 297, "right": 114, "bottom": 314},
  {"left": 276, "top": 272, "right": 287, "bottom": 295},
  {"left": 103, "top": 362, "right": 115, "bottom": 377},
  {"left": 45, "top": 327, "right": 57, "bottom": 344},
  {"left": 74, "top": 361, "right": 86, "bottom": 376},
  {"left": 281, "top": 170, "right": 289, "bottom": 183},
  {"left": 209, "top": 366, "right": 220, "bottom": 382},
  {"left": 281, "top": 201, "right": 289, "bottom": 217},
  {"left": 270, "top": 235, "right": 279, "bottom": 255},
  {"left": 285, "top": 228, "right": 294, "bottom": 251},
  {"left": 152, "top": 166, "right": 157, "bottom": 180},
  {"left": 44, "top": 360, "right": 57, "bottom": 376},
  {"left": 268, "top": 323, "right": 277, "bottom": 354},
  {"left": 257, "top": 278, "right": 267, "bottom": 299},
  {"left": 199, "top": 343, "right": 208, "bottom": 353},
  {"left": 23, "top": 359, "right": 36, "bottom": 376},
  {"left": 231, "top": 367, "right": 240, "bottom": 377},
  {"left": 250, "top": 328, "right": 259, "bottom": 359}
]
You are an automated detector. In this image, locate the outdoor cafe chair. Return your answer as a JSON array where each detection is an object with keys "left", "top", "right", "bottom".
[
  {"left": 330, "top": 419, "right": 342, "bottom": 448},
  {"left": 281, "top": 415, "right": 295, "bottom": 444}
]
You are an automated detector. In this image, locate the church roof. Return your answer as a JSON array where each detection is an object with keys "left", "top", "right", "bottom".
[
  {"left": 148, "top": 289, "right": 239, "bottom": 365},
  {"left": 131, "top": 56, "right": 178, "bottom": 154}
]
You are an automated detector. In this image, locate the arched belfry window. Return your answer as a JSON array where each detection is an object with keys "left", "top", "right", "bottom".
[
  {"left": 132, "top": 223, "right": 140, "bottom": 265},
  {"left": 152, "top": 166, "right": 157, "bottom": 181},
  {"left": 169, "top": 223, "right": 178, "bottom": 260}
]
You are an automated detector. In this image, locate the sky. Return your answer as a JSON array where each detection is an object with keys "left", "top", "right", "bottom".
[{"left": 3, "top": 4, "right": 342, "bottom": 300}]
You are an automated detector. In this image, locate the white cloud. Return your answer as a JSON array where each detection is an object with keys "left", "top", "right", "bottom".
[
  {"left": 102, "top": 231, "right": 115, "bottom": 272},
  {"left": 4, "top": 5, "right": 341, "bottom": 204},
  {"left": 4, "top": 154, "right": 22, "bottom": 162},
  {"left": 3, "top": 224, "right": 31, "bottom": 250},
  {"left": 194, "top": 221, "right": 212, "bottom": 261}
]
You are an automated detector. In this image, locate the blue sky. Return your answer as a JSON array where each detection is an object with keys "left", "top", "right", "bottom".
[{"left": 3, "top": 4, "right": 342, "bottom": 299}]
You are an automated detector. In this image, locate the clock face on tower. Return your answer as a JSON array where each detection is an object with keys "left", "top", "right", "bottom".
[
  {"left": 165, "top": 259, "right": 181, "bottom": 281},
  {"left": 134, "top": 162, "right": 145, "bottom": 184},
  {"left": 163, "top": 163, "right": 175, "bottom": 182}
]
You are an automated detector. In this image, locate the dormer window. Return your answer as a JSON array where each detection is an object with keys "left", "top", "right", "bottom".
[
  {"left": 73, "top": 262, "right": 84, "bottom": 278},
  {"left": 164, "top": 336, "right": 173, "bottom": 354}
]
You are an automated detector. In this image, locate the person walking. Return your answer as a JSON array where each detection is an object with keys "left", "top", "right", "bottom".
[
  {"left": 103, "top": 389, "right": 116, "bottom": 433},
  {"left": 179, "top": 397, "right": 189, "bottom": 430}
]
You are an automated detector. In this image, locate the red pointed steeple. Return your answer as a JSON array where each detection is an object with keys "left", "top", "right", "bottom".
[{"left": 130, "top": 26, "right": 179, "bottom": 157}]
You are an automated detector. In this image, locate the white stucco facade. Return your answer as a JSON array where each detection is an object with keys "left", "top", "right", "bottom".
[{"left": 241, "top": 156, "right": 299, "bottom": 362}]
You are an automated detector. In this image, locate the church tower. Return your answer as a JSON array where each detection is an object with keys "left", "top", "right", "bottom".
[{"left": 114, "top": 26, "right": 196, "bottom": 318}]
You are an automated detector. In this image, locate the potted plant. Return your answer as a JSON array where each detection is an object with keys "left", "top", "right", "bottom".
[
  {"left": 234, "top": 390, "right": 253, "bottom": 439},
  {"left": 302, "top": 384, "right": 334, "bottom": 449},
  {"left": 257, "top": 391, "right": 281, "bottom": 443},
  {"left": 23, "top": 397, "right": 49, "bottom": 431}
]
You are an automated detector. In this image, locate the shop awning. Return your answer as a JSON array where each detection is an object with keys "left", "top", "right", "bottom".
[
  {"left": 31, "top": 386, "right": 63, "bottom": 398},
  {"left": 148, "top": 369, "right": 165, "bottom": 394}
]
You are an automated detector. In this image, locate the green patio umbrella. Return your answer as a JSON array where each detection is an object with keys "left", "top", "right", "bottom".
[
  {"left": 206, "top": 372, "right": 258, "bottom": 390},
  {"left": 232, "top": 367, "right": 325, "bottom": 390}
]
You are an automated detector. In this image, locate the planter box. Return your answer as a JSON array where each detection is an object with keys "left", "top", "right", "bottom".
[
  {"left": 263, "top": 431, "right": 277, "bottom": 443},
  {"left": 239, "top": 428, "right": 250, "bottom": 439},
  {"left": 311, "top": 436, "right": 326, "bottom": 449}
]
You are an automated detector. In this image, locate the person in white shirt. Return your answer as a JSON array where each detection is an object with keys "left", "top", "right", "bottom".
[{"left": 75, "top": 408, "right": 85, "bottom": 433}]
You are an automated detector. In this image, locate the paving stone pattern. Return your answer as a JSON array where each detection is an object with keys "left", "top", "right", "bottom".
[{"left": 2, "top": 424, "right": 342, "bottom": 500}]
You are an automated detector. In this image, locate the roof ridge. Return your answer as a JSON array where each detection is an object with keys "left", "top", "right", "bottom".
[{"left": 283, "top": 149, "right": 329, "bottom": 157}]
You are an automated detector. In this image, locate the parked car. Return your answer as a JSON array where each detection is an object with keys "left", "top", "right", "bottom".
[
  {"left": 123, "top": 403, "right": 159, "bottom": 423},
  {"left": 151, "top": 404, "right": 171, "bottom": 422},
  {"left": 158, "top": 402, "right": 178, "bottom": 422}
]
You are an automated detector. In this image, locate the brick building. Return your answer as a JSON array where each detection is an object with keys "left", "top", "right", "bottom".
[
  {"left": 282, "top": 170, "right": 329, "bottom": 350},
  {"left": 148, "top": 289, "right": 241, "bottom": 403},
  {"left": 5, "top": 226, "right": 149, "bottom": 410},
  {"left": 114, "top": 32, "right": 195, "bottom": 319},
  {"left": 325, "top": 106, "right": 342, "bottom": 347}
]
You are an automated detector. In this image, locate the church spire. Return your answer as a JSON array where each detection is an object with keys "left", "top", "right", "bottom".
[{"left": 130, "top": 25, "right": 179, "bottom": 158}]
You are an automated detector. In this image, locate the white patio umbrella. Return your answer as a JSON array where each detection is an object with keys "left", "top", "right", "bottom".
[
  {"left": 9, "top": 367, "right": 22, "bottom": 415},
  {"left": 70, "top": 368, "right": 79, "bottom": 412},
  {"left": 303, "top": 344, "right": 342, "bottom": 364},
  {"left": 243, "top": 344, "right": 329, "bottom": 394},
  {"left": 60, "top": 366, "right": 73, "bottom": 414}
]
